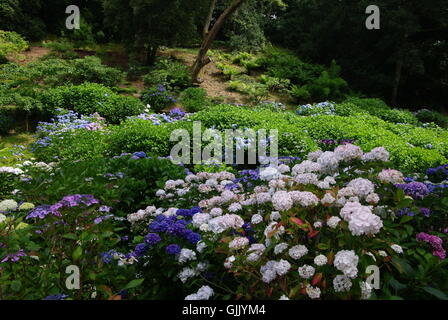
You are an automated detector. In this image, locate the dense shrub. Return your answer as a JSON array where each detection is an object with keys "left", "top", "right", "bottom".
[
  {"left": 0, "top": 109, "right": 15, "bottom": 134},
  {"left": 179, "top": 87, "right": 209, "bottom": 113},
  {"left": 107, "top": 118, "right": 176, "bottom": 157},
  {"left": 0, "top": 30, "right": 28, "bottom": 61},
  {"left": 141, "top": 85, "right": 177, "bottom": 113},
  {"left": 39, "top": 83, "right": 145, "bottom": 124},
  {"left": 18, "top": 156, "right": 186, "bottom": 214},
  {"left": 27, "top": 56, "right": 124, "bottom": 87},
  {"left": 416, "top": 109, "right": 448, "bottom": 128},
  {"left": 143, "top": 59, "right": 191, "bottom": 89}
]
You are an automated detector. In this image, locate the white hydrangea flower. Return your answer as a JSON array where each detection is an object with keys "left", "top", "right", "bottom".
[
  {"left": 327, "top": 216, "right": 341, "bottom": 229},
  {"left": 274, "top": 259, "right": 291, "bottom": 276},
  {"left": 228, "top": 202, "right": 242, "bottom": 213},
  {"left": 260, "top": 167, "right": 281, "bottom": 181},
  {"left": 298, "top": 265, "right": 315, "bottom": 279},
  {"left": 274, "top": 243, "right": 288, "bottom": 255},
  {"left": 0, "top": 214, "right": 6, "bottom": 224},
  {"left": 192, "top": 213, "right": 211, "bottom": 228},
  {"left": 307, "top": 150, "right": 323, "bottom": 161},
  {"left": 333, "top": 275, "right": 352, "bottom": 292},
  {"left": 270, "top": 211, "right": 281, "bottom": 221},
  {"left": 288, "top": 245, "right": 308, "bottom": 260},
  {"left": 348, "top": 206, "right": 383, "bottom": 236},
  {"left": 362, "top": 147, "right": 390, "bottom": 162},
  {"left": 366, "top": 193, "right": 380, "bottom": 205},
  {"left": 256, "top": 192, "right": 272, "bottom": 204},
  {"left": 294, "top": 173, "right": 319, "bottom": 185},
  {"left": 313, "top": 221, "right": 323, "bottom": 228},
  {"left": 360, "top": 281, "right": 372, "bottom": 300},
  {"left": 178, "top": 249, "right": 197, "bottom": 264},
  {"left": 185, "top": 285, "right": 214, "bottom": 300},
  {"left": 208, "top": 214, "right": 244, "bottom": 234},
  {"left": 224, "top": 255, "right": 236, "bottom": 269},
  {"left": 246, "top": 244, "right": 266, "bottom": 262},
  {"left": 0, "top": 200, "right": 18, "bottom": 212},
  {"left": 210, "top": 207, "right": 223, "bottom": 217},
  {"left": 306, "top": 285, "right": 321, "bottom": 299},
  {"left": 272, "top": 191, "right": 293, "bottom": 211},
  {"left": 317, "top": 151, "right": 340, "bottom": 172},
  {"left": 321, "top": 193, "right": 336, "bottom": 206},
  {"left": 390, "top": 244, "right": 403, "bottom": 254},
  {"left": 314, "top": 254, "right": 328, "bottom": 266},
  {"left": 178, "top": 267, "right": 198, "bottom": 283},
  {"left": 334, "top": 144, "right": 363, "bottom": 162},
  {"left": 264, "top": 222, "right": 285, "bottom": 240},
  {"left": 347, "top": 178, "right": 375, "bottom": 198},
  {"left": 292, "top": 161, "right": 322, "bottom": 175},
  {"left": 378, "top": 250, "right": 388, "bottom": 257},
  {"left": 229, "top": 237, "right": 249, "bottom": 250},
  {"left": 278, "top": 164, "right": 290, "bottom": 174},
  {"left": 378, "top": 169, "right": 404, "bottom": 184},
  {"left": 334, "top": 250, "right": 359, "bottom": 279},
  {"left": 196, "top": 241, "right": 207, "bottom": 253},
  {"left": 251, "top": 214, "right": 263, "bottom": 225},
  {"left": 289, "top": 191, "right": 319, "bottom": 207},
  {"left": 279, "top": 295, "right": 290, "bottom": 300}
]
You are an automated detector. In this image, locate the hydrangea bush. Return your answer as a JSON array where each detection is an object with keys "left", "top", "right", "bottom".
[{"left": 97, "top": 144, "right": 448, "bottom": 300}]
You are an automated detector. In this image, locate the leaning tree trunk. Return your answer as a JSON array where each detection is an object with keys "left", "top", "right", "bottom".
[
  {"left": 203, "top": 0, "right": 217, "bottom": 38},
  {"left": 191, "top": 0, "right": 246, "bottom": 83}
]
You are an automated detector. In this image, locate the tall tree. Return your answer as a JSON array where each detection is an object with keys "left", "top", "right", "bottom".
[
  {"left": 191, "top": 0, "right": 247, "bottom": 83},
  {"left": 103, "top": 0, "right": 207, "bottom": 65}
]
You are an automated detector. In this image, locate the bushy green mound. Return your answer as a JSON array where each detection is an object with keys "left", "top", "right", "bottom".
[
  {"left": 39, "top": 83, "right": 145, "bottom": 124},
  {"left": 35, "top": 103, "right": 448, "bottom": 174}
]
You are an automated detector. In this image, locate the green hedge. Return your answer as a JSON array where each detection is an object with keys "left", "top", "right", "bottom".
[{"left": 39, "top": 83, "right": 145, "bottom": 124}]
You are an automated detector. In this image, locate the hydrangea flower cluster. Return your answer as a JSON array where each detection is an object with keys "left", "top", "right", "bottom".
[
  {"left": 111, "top": 143, "right": 444, "bottom": 300},
  {"left": 416, "top": 232, "right": 446, "bottom": 260}
]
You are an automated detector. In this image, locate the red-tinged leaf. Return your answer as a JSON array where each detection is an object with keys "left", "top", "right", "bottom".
[
  {"left": 311, "top": 273, "right": 323, "bottom": 286},
  {"left": 290, "top": 217, "right": 304, "bottom": 226},
  {"left": 266, "top": 287, "right": 273, "bottom": 297},
  {"left": 327, "top": 252, "right": 334, "bottom": 265},
  {"left": 322, "top": 279, "right": 327, "bottom": 289},
  {"left": 308, "top": 230, "right": 320, "bottom": 238},
  {"left": 384, "top": 256, "right": 392, "bottom": 263},
  {"left": 108, "top": 295, "right": 122, "bottom": 300},
  {"left": 300, "top": 287, "right": 307, "bottom": 295}
]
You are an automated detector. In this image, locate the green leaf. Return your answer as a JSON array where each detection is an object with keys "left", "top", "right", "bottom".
[
  {"left": 63, "top": 233, "right": 78, "bottom": 240},
  {"left": 123, "top": 278, "right": 145, "bottom": 290},
  {"left": 11, "top": 279, "right": 22, "bottom": 292},
  {"left": 72, "top": 246, "right": 83, "bottom": 261},
  {"left": 422, "top": 287, "right": 448, "bottom": 300}
]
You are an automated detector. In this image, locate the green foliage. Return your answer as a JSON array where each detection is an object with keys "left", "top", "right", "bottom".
[
  {"left": 143, "top": 59, "right": 191, "bottom": 89},
  {"left": 39, "top": 83, "right": 145, "bottom": 124},
  {"left": 19, "top": 156, "right": 185, "bottom": 214},
  {"left": 42, "top": 40, "right": 78, "bottom": 60},
  {"left": 33, "top": 128, "right": 108, "bottom": 163},
  {"left": 0, "top": 172, "right": 17, "bottom": 199},
  {"left": 416, "top": 109, "right": 448, "bottom": 128},
  {"left": 179, "top": 87, "right": 209, "bottom": 113},
  {"left": 0, "top": 109, "right": 15, "bottom": 134},
  {"left": 60, "top": 17, "right": 96, "bottom": 47},
  {"left": 228, "top": 78, "right": 269, "bottom": 104},
  {"left": 107, "top": 119, "right": 176, "bottom": 157},
  {"left": 345, "top": 97, "right": 419, "bottom": 125},
  {"left": 141, "top": 85, "right": 177, "bottom": 113},
  {"left": 0, "top": 30, "right": 28, "bottom": 61}
]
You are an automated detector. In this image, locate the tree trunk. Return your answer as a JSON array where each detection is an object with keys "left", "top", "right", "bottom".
[
  {"left": 146, "top": 46, "right": 158, "bottom": 66},
  {"left": 203, "top": 0, "right": 217, "bottom": 38},
  {"left": 192, "top": 0, "right": 246, "bottom": 83}
]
